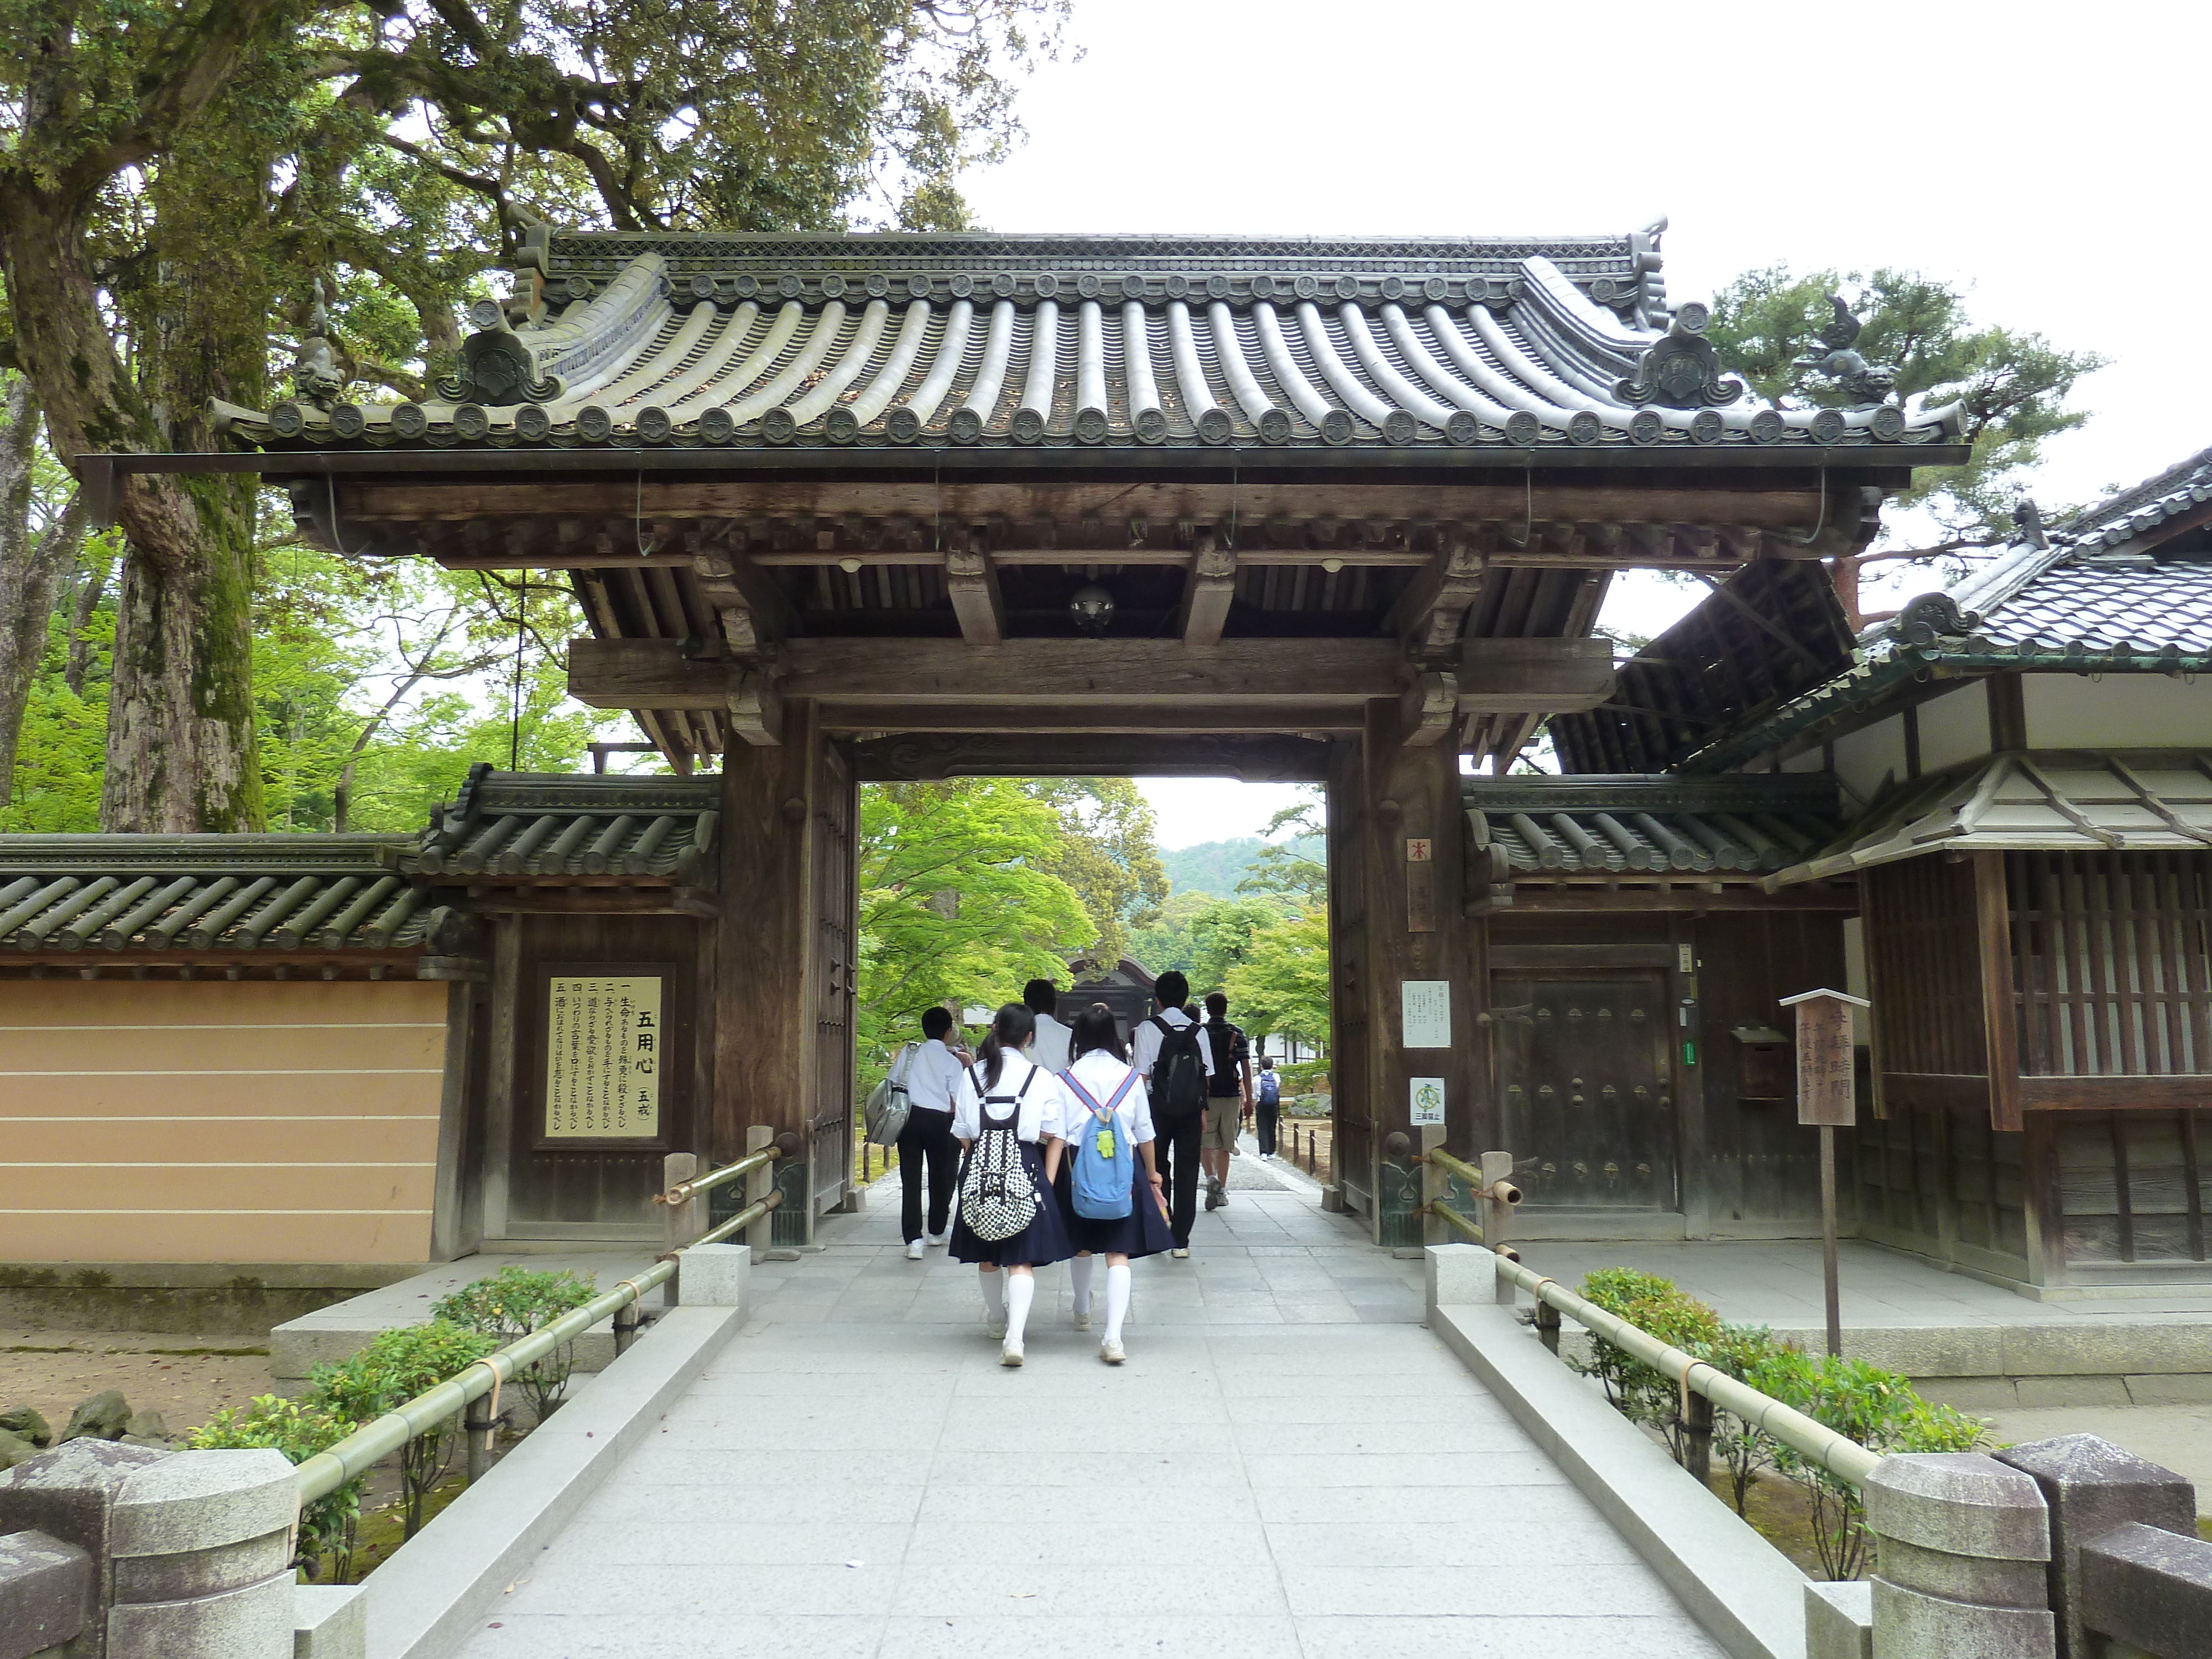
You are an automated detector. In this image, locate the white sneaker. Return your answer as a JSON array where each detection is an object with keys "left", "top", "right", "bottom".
[
  {"left": 1073, "top": 1308, "right": 1092, "bottom": 1332},
  {"left": 985, "top": 1317, "right": 1008, "bottom": 1340},
  {"left": 1100, "top": 1339, "right": 1126, "bottom": 1365},
  {"left": 926, "top": 1230, "right": 950, "bottom": 1247},
  {"left": 1170, "top": 1247, "right": 1190, "bottom": 1260},
  {"left": 1000, "top": 1339, "right": 1025, "bottom": 1368},
  {"left": 905, "top": 1240, "right": 926, "bottom": 1260}
]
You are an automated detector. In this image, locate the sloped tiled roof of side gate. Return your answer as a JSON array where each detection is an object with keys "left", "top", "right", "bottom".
[
  {"left": 400, "top": 768, "right": 720, "bottom": 882},
  {"left": 214, "top": 225, "right": 1960, "bottom": 456},
  {"left": 1464, "top": 774, "right": 1843, "bottom": 877},
  {"left": 1681, "top": 447, "right": 2212, "bottom": 773},
  {"left": 0, "top": 836, "right": 437, "bottom": 953}
]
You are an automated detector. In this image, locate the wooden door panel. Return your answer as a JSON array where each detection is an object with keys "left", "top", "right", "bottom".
[{"left": 1498, "top": 973, "right": 1677, "bottom": 1210}]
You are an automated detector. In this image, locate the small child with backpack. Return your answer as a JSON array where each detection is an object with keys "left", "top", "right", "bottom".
[
  {"left": 1046, "top": 1003, "right": 1173, "bottom": 1364},
  {"left": 947, "top": 1002, "right": 1074, "bottom": 1367}
]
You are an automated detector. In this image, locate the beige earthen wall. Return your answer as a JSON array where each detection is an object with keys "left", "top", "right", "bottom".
[{"left": 1, "top": 978, "right": 448, "bottom": 1265}]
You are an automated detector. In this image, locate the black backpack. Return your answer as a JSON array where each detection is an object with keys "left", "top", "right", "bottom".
[{"left": 1147, "top": 1015, "right": 1209, "bottom": 1122}]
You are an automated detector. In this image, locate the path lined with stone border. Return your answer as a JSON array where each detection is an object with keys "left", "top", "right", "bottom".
[{"left": 450, "top": 1183, "right": 1724, "bottom": 1658}]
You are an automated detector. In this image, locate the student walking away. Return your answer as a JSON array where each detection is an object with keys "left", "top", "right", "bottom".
[
  {"left": 1255, "top": 1058, "right": 1282, "bottom": 1159},
  {"left": 1198, "top": 993, "right": 1253, "bottom": 1211},
  {"left": 1046, "top": 1004, "right": 1173, "bottom": 1363},
  {"left": 949, "top": 1003, "right": 1073, "bottom": 1366},
  {"left": 899, "top": 1008, "right": 969, "bottom": 1260},
  {"left": 1130, "top": 970, "right": 1211, "bottom": 1258},
  {"left": 1025, "top": 978, "right": 1073, "bottom": 1073}
]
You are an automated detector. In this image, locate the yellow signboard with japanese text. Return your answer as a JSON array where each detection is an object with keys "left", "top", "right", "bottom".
[{"left": 544, "top": 975, "right": 663, "bottom": 1140}]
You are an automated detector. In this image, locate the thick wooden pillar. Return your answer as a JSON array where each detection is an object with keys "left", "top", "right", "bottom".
[
  {"left": 715, "top": 698, "right": 825, "bottom": 1161},
  {"left": 1345, "top": 700, "right": 1478, "bottom": 1243}
]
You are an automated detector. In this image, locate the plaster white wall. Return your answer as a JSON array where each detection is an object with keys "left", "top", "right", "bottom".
[
  {"left": 1832, "top": 714, "right": 1909, "bottom": 806},
  {"left": 2025, "top": 673, "right": 2212, "bottom": 748},
  {"left": 1916, "top": 682, "right": 1990, "bottom": 770},
  {"left": 1781, "top": 747, "right": 1827, "bottom": 774}
]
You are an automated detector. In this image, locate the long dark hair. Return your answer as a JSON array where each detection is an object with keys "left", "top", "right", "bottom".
[
  {"left": 1071, "top": 1002, "right": 1126, "bottom": 1063},
  {"left": 977, "top": 1001, "right": 1036, "bottom": 1091}
]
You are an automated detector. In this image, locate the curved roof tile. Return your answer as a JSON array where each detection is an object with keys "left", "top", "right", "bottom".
[{"left": 220, "top": 228, "right": 1958, "bottom": 457}]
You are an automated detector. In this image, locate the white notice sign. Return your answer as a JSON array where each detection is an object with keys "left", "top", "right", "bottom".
[
  {"left": 545, "top": 975, "right": 663, "bottom": 1140},
  {"left": 1402, "top": 980, "right": 1452, "bottom": 1049},
  {"left": 1410, "top": 1077, "right": 1446, "bottom": 1125}
]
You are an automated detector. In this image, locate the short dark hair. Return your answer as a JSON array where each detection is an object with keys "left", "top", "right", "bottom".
[
  {"left": 1022, "top": 978, "right": 1059, "bottom": 1015},
  {"left": 1204, "top": 991, "right": 1228, "bottom": 1019},
  {"left": 1153, "top": 969, "right": 1189, "bottom": 1008},
  {"left": 921, "top": 1006, "right": 953, "bottom": 1040}
]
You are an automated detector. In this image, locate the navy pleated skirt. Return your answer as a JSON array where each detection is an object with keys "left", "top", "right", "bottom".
[
  {"left": 1053, "top": 1159, "right": 1177, "bottom": 1259},
  {"left": 949, "top": 1141, "right": 1074, "bottom": 1267}
]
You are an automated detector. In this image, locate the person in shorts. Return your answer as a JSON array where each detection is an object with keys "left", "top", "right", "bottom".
[{"left": 1198, "top": 992, "right": 1252, "bottom": 1210}]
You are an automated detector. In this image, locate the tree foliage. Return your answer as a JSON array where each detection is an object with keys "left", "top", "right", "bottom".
[
  {"left": 857, "top": 779, "right": 1094, "bottom": 1070},
  {"left": 1708, "top": 267, "right": 2106, "bottom": 624},
  {"left": 1019, "top": 778, "right": 1166, "bottom": 969},
  {"left": 0, "top": 0, "right": 1067, "bottom": 828},
  {"left": 1224, "top": 907, "right": 1331, "bottom": 1050}
]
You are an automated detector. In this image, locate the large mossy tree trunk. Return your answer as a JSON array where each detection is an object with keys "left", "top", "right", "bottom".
[{"left": 0, "top": 3, "right": 285, "bottom": 831}]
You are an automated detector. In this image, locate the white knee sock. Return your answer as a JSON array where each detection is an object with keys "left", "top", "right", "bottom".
[
  {"left": 980, "top": 1270, "right": 1006, "bottom": 1320},
  {"left": 1069, "top": 1254, "right": 1094, "bottom": 1316},
  {"left": 1104, "top": 1264, "right": 1132, "bottom": 1345},
  {"left": 1005, "top": 1274, "right": 1035, "bottom": 1344}
]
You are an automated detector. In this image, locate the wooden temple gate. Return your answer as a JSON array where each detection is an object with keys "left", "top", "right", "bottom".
[{"left": 97, "top": 223, "right": 1963, "bottom": 1244}]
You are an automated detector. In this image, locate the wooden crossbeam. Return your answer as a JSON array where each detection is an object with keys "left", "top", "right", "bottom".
[
  {"left": 567, "top": 634, "right": 1615, "bottom": 717},
  {"left": 348, "top": 478, "right": 1837, "bottom": 531}
]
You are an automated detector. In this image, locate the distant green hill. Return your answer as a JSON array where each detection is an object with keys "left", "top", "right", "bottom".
[{"left": 1161, "top": 836, "right": 1322, "bottom": 899}]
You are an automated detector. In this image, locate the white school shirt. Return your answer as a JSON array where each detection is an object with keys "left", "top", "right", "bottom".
[
  {"left": 1130, "top": 1005, "right": 1214, "bottom": 1081},
  {"left": 904, "top": 1038, "right": 967, "bottom": 1115},
  {"left": 1031, "top": 1010, "right": 1073, "bottom": 1073},
  {"left": 1059, "top": 1051, "right": 1156, "bottom": 1147},
  {"left": 951, "top": 1053, "right": 1070, "bottom": 1145}
]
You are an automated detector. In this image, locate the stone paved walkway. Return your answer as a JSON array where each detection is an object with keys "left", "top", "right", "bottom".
[{"left": 452, "top": 1177, "right": 1724, "bottom": 1658}]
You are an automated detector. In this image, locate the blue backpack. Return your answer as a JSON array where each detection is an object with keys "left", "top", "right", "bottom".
[{"left": 1062, "top": 1068, "right": 1139, "bottom": 1220}]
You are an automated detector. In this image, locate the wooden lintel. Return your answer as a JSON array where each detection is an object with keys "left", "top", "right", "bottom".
[
  {"left": 1177, "top": 534, "right": 1237, "bottom": 650},
  {"left": 347, "top": 478, "right": 1835, "bottom": 532},
  {"left": 823, "top": 701, "right": 1366, "bottom": 735},
  {"left": 1495, "top": 884, "right": 1860, "bottom": 912},
  {"left": 2019, "top": 1074, "right": 2212, "bottom": 1110},
  {"left": 945, "top": 542, "right": 1006, "bottom": 644},
  {"left": 569, "top": 633, "right": 1614, "bottom": 716},
  {"left": 849, "top": 732, "right": 1334, "bottom": 782}
]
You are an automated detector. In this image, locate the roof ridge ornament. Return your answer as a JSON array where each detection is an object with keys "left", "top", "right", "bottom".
[
  {"left": 1615, "top": 314, "right": 1745, "bottom": 411},
  {"left": 289, "top": 278, "right": 347, "bottom": 411},
  {"left": 1792, "top": 294, "right": 1898, "bottom": 409},
  {"left": 1894, "top": 590, "right": 1985, "bottom": 645}
]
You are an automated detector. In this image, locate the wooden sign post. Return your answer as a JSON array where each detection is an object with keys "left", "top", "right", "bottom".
[{"left": 1779, "top": 988, "right": 1869, "bottom": 1358}]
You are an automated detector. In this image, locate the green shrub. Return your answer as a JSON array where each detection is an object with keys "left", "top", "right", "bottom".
[
  {"left": 431, "top": 1266, "right": 598, "bottom": 1421},
  {"left": 186, "top": 1394, "right": 362, "bottom": 1578},
  {"left": 309, "top": 1322, "right": 499, "bottom": 1539},
  {"left": 1568, "top": 1268, "right": 1991, "bottom": 1580}
]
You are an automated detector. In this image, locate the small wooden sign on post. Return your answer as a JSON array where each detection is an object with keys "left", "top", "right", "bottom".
[{"left": 1780, "top": 988, "right": 1869, "bottom": 1359}]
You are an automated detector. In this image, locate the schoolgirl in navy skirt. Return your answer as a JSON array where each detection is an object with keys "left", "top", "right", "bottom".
[
  {"left": 1045, "top": 1004, "right": 1173, "bottom": 1364},
  {"left": 947, "top": 1003, "right": 1073, "bottom": 1366}
]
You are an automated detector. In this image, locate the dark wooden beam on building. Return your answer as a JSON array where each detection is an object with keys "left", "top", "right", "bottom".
[
  {"left": 1389, "top": 530, "right": 1488, "bottom": 659},
  {"left": 848, "top": 732, "right": 1334, "bottom": 782},
  {"left": 1176, "top": 534, "right": 1237, "bottom": 649},
  {"left": 692, "top": 544, "right": 796, "bottom": 656},
  {"left": 568, "top": 634, "right": 1615, "bottom": 716},
  {"left": 945, "top": 541, "right": 1006, "bottom": 644},
  {"left": 345, "top": 478, "right": 1846, "bottom": 534},
  {"left": 823, "top": 701, "right": 1367, "bottom": 735},
  {"left": 2018, "top": 1076, "right": 2212, "bottom": 1110},
  {"left": 1496, "top": 883, "right": 1860, "bottom": 912}
]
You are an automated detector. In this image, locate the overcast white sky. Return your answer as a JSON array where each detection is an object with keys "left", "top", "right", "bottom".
[{"left": 958, "top": 0, "right": 2209, "bottom": 847}]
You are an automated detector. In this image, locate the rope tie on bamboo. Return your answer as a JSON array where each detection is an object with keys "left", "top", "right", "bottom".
[
  {"left": 614, "top": 1277, "right": 649, "bottom": 1312},
  {"left": 461, "top": 1357, "right": 509, "bottom": 1455}
]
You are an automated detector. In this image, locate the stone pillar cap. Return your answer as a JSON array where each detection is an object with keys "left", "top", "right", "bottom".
[
  {"left": 1865, "top": 1453, "right": 2052, "bottom": 1562},
  {"left": 111, "top": 1450, "right": 299, "bottom": 1557}
]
